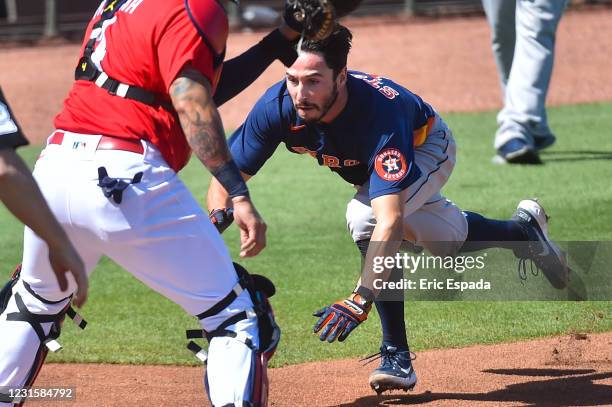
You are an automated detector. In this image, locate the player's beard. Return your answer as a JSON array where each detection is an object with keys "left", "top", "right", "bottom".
[
  {"left": 316, "top": 83, "right": 339, "bottom": 123},
  {"left": 297, "top": 83, "right": 339, "bottom": 124}
]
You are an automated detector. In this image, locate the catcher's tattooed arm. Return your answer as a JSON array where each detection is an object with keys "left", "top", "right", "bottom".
[
  {"left": 170, "top": 66, "right": 267, "bottom": 257},
  {"left": 170, "top": 67, "right": 230, "bottom": 173}
]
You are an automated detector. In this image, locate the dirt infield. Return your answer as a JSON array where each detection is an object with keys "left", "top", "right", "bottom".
[
  {"left": 34, "top": 332, "right": 612, "bottom": 406},
  {"left": 2, "top": 6, "right": 612, "bottom": 407},
  {"left": 1, "top": 7, "right": 611, "bottom": 145}
]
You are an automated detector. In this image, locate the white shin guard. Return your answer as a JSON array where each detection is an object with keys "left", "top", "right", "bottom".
[
  {"left": 0, "top": 280, "right": 74, "bottom": 406},
  {"left": 206, "top": 334, "right": 257, "bottom": 407}
]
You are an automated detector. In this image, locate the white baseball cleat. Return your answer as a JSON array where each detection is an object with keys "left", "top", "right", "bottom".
[{"left": 511, "top": 199, "right": 570, "bottom": 289}]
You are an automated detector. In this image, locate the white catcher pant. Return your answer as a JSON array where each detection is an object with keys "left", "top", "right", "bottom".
[
  {"left": 346, "top": 114, "right": 468, "bottom": 256},
  {"left": 0, "top": 131, "right": 258, "bottom": 406}
]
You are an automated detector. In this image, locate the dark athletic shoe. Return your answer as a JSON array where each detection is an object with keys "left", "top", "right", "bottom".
[
  {"left": 494, "top": 138, "right": 541, "bottom": 164},
  {"left": 534, "top": 133, "right": 556, "bottom": 152},
  {"left": 365, "top": 345, "right": 417, "bottom": 394}
]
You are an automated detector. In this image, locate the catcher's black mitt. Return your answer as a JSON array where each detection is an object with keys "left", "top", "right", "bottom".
[{"left": 283, "top": 0, "right": 362, "bottom": 40}]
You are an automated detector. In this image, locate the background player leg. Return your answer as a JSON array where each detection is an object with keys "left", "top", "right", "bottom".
[
  {"left": 494, "top": 0, "right": 568, "bottom": 161},
  {"left": 482, "top": 0, "right": 516, "bottom": 92}
]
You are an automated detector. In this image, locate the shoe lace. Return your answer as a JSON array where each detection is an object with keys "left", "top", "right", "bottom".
[
  {"left": 517, "top": 257, "right": 540, "bottom": 284},
  {"left": 514, "top": 210, "right": 551, "bottom": 284},
  {"left": 359, "top": 347, "right": 416, "bottom": 367}
]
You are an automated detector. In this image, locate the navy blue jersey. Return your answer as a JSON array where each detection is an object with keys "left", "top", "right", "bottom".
[
  {"left": 229, "top": 71, "right": 435, "bottom": 199},
  {"left": 0, "top": 87, "right": 27, "bottom": 150}
]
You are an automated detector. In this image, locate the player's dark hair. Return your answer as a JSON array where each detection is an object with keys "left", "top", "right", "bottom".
[{"left": 298, "top": 25, "right": 352, "bottom": 78}]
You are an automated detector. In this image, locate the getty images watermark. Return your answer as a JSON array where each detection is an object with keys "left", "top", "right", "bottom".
[
  {"left": 360, "top": 241, "right": 612, "bottom": 301},
  {"left": 371, "top": 252, "right": 491, "bottom": 292}
]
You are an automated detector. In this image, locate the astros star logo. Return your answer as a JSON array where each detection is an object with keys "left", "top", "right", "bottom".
[
  {"left": 375, "top": 148, "right": 408, "bottom": 181},
  {"left": 382, "top": 156, "right": 400, "bottom": 172}
]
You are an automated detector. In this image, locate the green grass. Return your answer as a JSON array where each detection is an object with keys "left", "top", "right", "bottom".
[{"left": 1, "top": 102, "right": 610, "bottom": 367}]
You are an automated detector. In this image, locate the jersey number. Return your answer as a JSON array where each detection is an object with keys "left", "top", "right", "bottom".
[
  {"left": 89, "top": 15, "right": 118, "bottom": 71},
  {"left": 0, "top": 102, "right": 18, "bottom": 136},
  {"left": 89, "top": 0, "right": 143, "bottom": 70}
]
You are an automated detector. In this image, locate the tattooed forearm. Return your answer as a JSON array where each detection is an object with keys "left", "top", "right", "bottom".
[{"left": 170, "top": 69, "right": 230, "bottom": 172}]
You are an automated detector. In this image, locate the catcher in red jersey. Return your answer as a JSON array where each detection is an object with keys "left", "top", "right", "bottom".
[{"left": 0, "top": 0, "right": 359, "bottom": 405}]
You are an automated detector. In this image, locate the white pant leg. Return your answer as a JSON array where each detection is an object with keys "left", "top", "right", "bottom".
[
  {"left": 63, "top": 137, "right": 259, "bottom": 401},
  {"left": 94, "top": 154, "right": 261, "bottom": 405},
  {"left": 33, "top": 136, "right": 254, "bottom": 325},
  {"left": 103, "top": 173, "right": 256, "bottom": 329},
  {"left": 20, "top": 227, "right": 102, "bottom": 302},
  {"left": 1, "top": 133, "right": 257, "bottom": 404},
  {"left": 0, "top": 141, "right": 105, "bottom": 401},
  {"left": 346, "top": 115, "right": 468, "bottom": 255},
  {"left": 495, "top": 0, "right": 568, "bottom": 148},
  {"left": 482, "top": 0, "right": 517, "bottom": 91},
  {"left": 19, "top": 138, "right": 105, "bottom": 300},
  {"left": 402, "top": 194, "right": 468, "bottom": 256}
]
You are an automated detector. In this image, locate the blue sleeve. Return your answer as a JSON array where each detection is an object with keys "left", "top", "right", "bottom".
[
  {"left": 228, "top": 95, "right": 282, "bottom": 176},
  {"left": 368, "top": 129, "right": 416, "bottom": 200}
]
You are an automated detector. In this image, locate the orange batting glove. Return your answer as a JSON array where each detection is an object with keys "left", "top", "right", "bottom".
[{"left": 312, "top": 293, "right": 372, "bottom": 342}]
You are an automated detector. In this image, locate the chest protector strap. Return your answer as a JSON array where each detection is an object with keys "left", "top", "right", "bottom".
[{"left": 74, "top": 0, "right": 169, "bottom": 109}]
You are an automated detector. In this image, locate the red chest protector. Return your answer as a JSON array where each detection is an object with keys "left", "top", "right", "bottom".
[
  {"left": 75, "top": 0, "right": 229, "bottom": 108},
  {"left": 185, "top": 0, "right": 229, "bottom": 92}
]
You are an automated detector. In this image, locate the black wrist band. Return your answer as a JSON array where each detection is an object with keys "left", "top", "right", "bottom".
[
  {"left": 212, "top": 160, "right": 249, "bottom": 198},
  {"left": 355, "top": 286, "right": 375, "bottom": 304}
]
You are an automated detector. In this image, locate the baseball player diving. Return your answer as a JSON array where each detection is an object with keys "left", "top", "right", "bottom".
[
  {"left": 0, "top": 0, "right": 362, "bottom": 406},
  {"left": 207, "top": 25, "right": 570, "bottom": 394}
]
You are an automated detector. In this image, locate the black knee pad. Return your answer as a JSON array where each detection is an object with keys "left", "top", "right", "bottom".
[
  {"left": 1, "top": 265, "right": 86, "bottom": 404},
  {"left": 0, "top": 265, "right": 21, "bottom": 314}
]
